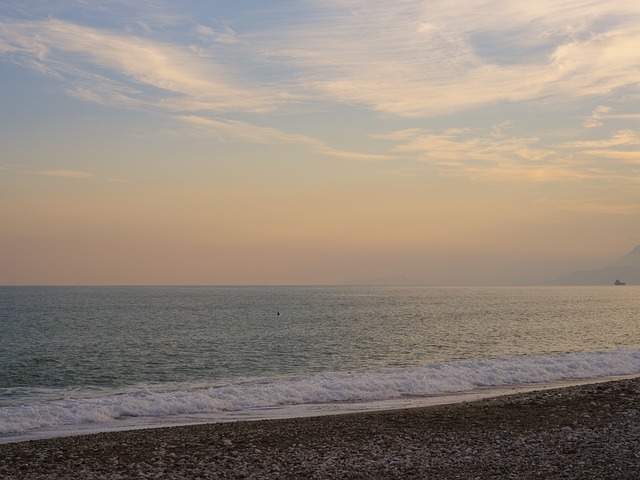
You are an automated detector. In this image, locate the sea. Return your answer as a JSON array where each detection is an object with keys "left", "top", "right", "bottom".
[{"left": 1, "top": 285, "right": 639, "bottom": 443}]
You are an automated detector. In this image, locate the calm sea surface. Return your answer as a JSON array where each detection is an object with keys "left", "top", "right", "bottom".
[{"left": 1, "top": 285, "right": 639, "bottom": 442}]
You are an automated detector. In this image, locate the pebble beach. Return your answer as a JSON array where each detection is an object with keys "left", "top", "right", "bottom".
[{"left": 1, "top": 377, "right": 639, "bottom": 479}]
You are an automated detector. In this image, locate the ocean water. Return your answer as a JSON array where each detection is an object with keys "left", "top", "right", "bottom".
[{"left": 1, "top": 285, "right": 639, "bottom": 443}]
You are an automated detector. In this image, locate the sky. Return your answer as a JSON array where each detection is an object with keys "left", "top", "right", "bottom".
[{"left": 1, "top": 0, "right": 640, "bottom": 285}]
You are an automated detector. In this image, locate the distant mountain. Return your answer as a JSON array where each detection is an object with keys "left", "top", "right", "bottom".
[
  {"left": 553, "top": 245, "right": 640, "bottom": 285},
  {"left": 613, "top": 244, "right": 640, "bottom": 266}
]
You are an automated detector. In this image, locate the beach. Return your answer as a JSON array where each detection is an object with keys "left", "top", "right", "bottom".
[{"left": 1, "top": 377, "right": 639, "bottom": 479}]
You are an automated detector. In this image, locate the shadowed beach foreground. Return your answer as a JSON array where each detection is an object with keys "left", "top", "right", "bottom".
[{"left": 1, "top": 378, "right": 639, "bottom": 479}]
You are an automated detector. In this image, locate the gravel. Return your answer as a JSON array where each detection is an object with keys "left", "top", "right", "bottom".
[{"left": 1, "top": 377, "right": 639, "bottom": 479}]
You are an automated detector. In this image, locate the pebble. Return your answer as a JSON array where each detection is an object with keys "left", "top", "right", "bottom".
[{"left": 1, "top": 377, "right": 639, "bottom": 479}]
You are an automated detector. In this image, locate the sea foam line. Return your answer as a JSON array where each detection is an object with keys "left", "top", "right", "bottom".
[{"left": 2, "top": 348, "right": 640, "bottom": 437}]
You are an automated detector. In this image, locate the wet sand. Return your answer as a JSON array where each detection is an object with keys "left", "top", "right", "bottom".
[{"left": 1, "top": 377, "right": 639, "bottom": 479}]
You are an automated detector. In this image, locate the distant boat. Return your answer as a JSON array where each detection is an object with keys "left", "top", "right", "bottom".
[{"left": 614, "top": 278, "right": 626, "bottom": 285}]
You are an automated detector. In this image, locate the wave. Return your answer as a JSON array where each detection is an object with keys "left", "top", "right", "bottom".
[{"left": 2, "top": 348, "right": 640, "bottom": 439}]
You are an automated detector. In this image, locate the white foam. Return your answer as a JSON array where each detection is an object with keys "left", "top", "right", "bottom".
[{"left": 2, "top": 348, "right": 640, "bottom": 443}]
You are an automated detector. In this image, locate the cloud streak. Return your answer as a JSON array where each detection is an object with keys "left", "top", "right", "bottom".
[
  {"left": 373, "top": 127, "right": 556, "bottom": 181},
  {"left": 4, "top": 2, "right": 640, "bottom": 119},
  {"left": 260, "top": 0, "right": 640, "bottom": 116},
  {"left": 584, "top": 106, "right": 640, "bottom": 128},
  {"left": 0, "top": 19, "right": 273, "bottom": 112},
  {"left": 373, "top": 126, "right": 640, "bottom": 182},
  {"left": 177, "top": 115, "right": 395, "bottom": 161}
]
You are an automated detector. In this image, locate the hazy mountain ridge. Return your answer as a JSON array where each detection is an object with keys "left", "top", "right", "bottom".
[
  {"left": 341, "top": 247, "right": 640, "bottom": 286},
  {"left": 553, "top": 245, "right": 640, "bottom": 285},
  {"left": 613, "top": 245, "right": 640, "bottom": 266}
]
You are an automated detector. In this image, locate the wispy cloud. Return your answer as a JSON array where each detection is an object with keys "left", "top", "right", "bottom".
[
  {"left": 400, "top": 130, "right": 565, "bottom": 182},
  {"left": 550, "top": 30, "right": 640, "bottom": 96},
  {"left": 584, "top": 106, "right": 612, "bottom": 128},
  {"left": 584, "top": 106, "right": 640, "bottom": 128},
  {"left": 195, "top": 24, "right": 239, "bottom": 45},
  {"left": 559, "top": 130, "right": 640, "bottom": 149},
  {"left": 559, "top": 130, "right": 640, "bottom": 166},
  {"left": 260, "top": 1, "right": 640, "bottom": 116},
  {"left": 3, "top": 1, "right": 640, "bottom": 172},
  {"left": 0, "top": 14, "right": 399, "bottom": 161},
  {"left": 4, "top": 2, "right": 640, "bottom": 120},
  {"left": 177, "top": 115, "right": 310, "bottom": 144},
  {"left": 583, "top": 150, "right": 640, "bottom": 163},
  {"left": 373, "top": 125, "right": 640, "bottom": 182},
  {"left": 0, "top": 19, "right": 274, "bottom": 113},
  {"left": 177, "top": 115, "right": 395, "bottom": 161},
  {"left": 375, "top": 126, "right": 550, "bottom": 168}
]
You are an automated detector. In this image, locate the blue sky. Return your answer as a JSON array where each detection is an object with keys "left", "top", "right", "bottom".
[{"left": 1, "top": 1, "right": 640, "bottom": 284}]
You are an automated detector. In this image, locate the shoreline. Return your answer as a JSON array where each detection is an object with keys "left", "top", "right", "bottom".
[
  {"left": 3, "top": 373, "right": 638, "bottom": 446},
  {"left": 2, "top": 377, "right": 639, "bottom": 479}
]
